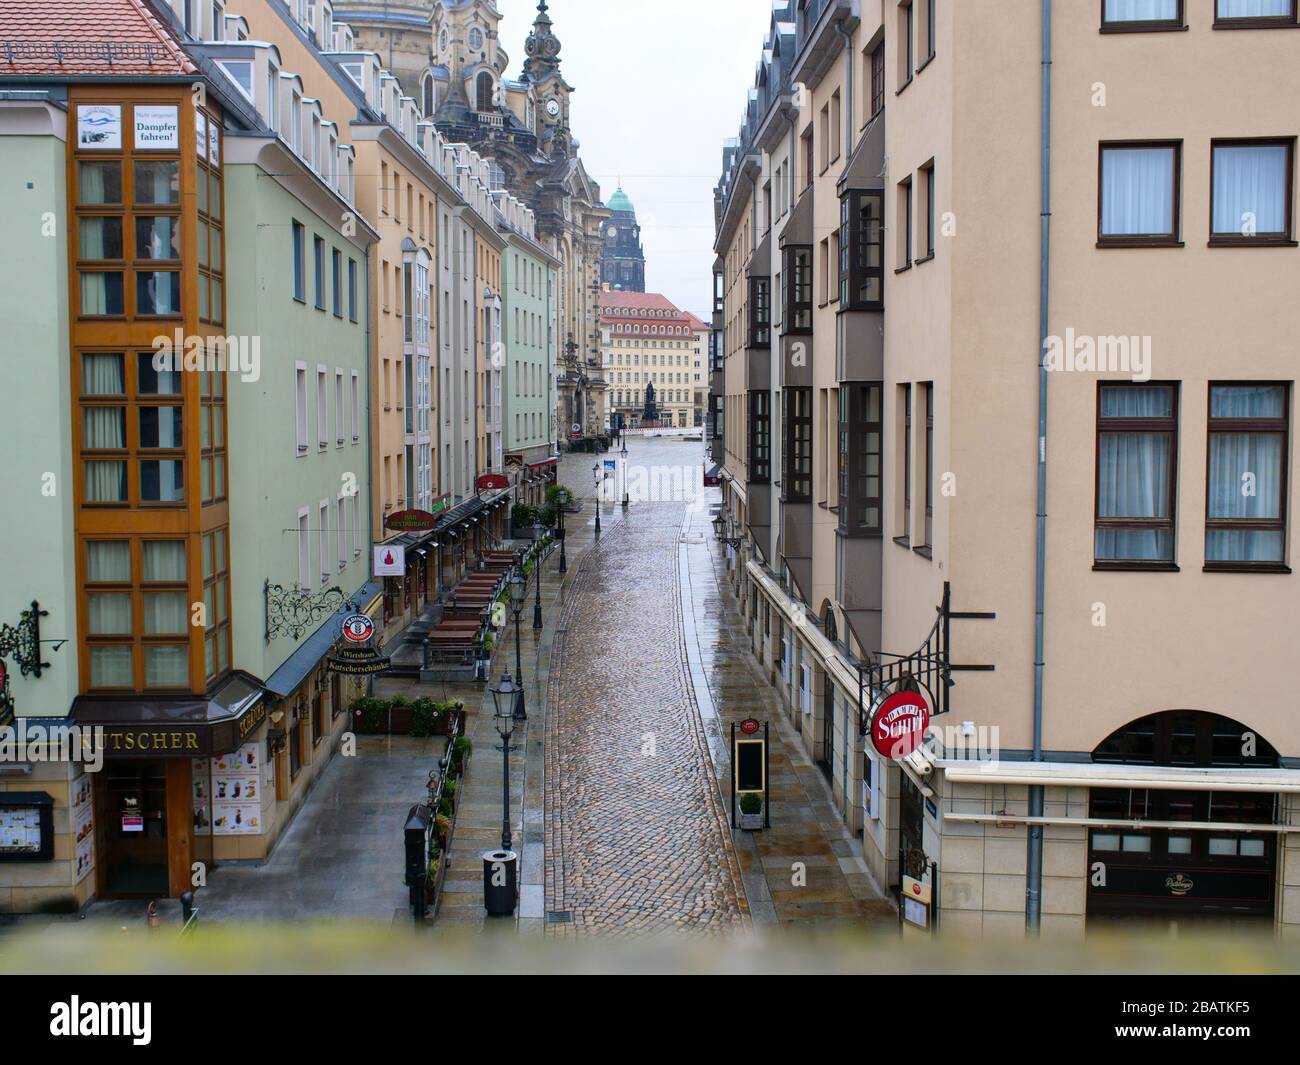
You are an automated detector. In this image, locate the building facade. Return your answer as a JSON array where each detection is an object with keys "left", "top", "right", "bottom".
[
  {"left": 600, "top": 185, "right": 646, "bottom": 292},
  {"left": 602, "top": 292, "right": 703, "bottom": 431},
  {"left": 714, "top": 0, "right": 1300, "bottom": 939}
]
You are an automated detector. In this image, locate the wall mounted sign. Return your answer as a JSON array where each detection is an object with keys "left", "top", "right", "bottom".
[
  {"left": 133, "top": 104, "right": 179, "bottom": 149},
  {"left": 476, "top": 474, "right": 510, "bottom": 491},
  {"left": 195, "top": 743, "right": 263, "bottom": 836},
  {"left": 385, "top": 509, "right": 438, "bottom": 532},
  {"left": 870, "top": 690, "right": 931, "bottom": 761},
  {"left": 77, "top": 105, "right": 121, "bottom": 149},
  {"left": 326, "top": 643, "right": 391, "bottom": 676},
  {"left": 0, "top": 794, "right": 53, "bottom": 861},
  {"left": 340, "top": 614, "right": 375, "bottom": 644},
  {"left": 72, "top": 774, "right": 95, "bottom": 882},
  {"left": 373, "top": 544, "right": 406, "bottom": 577},
  {"left": 739, "top": 717, "right": 760, "bottom": 735}
]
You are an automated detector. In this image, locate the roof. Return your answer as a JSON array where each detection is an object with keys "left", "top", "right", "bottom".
[
  {"left": 606, "top": 186, "right": 634, "bottom": 214},
  {"left": 682, "top": 311, "right": 709, "bottom": 332},
  {"left": 600, "top": 291, "right": 684, "bottom": 318},
  {"left": 0, "top": 0, "right": 196, "bottom": 77}
]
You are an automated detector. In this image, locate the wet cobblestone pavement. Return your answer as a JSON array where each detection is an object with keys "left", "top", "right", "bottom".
[{"left": 544, "top": 496, "right": 749, "bottom": 936}]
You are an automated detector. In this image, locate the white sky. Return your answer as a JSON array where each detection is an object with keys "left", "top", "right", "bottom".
[{"left": 493, "top": 0, "right": 774, "bottom": 316}]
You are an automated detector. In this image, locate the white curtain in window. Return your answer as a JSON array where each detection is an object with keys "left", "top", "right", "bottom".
[
  {"left": 1207, "top": 432, "right": 1283, "bottom": 561},
  {"left": 87, "top": 593, "right": 131, "bottom": 635},
  {"left": 144, "top": 645, "right": 189, "bottom": 688},
  {"left": 90, "top": 645, "right": 133, "bottom": 687},
  {"left": 86, "top": 541, "right": 130, "bottom": 582},
  {"left": 80, "top": 273, "right": 111, "bottom": 315},
  {"left": 142, "top": 540, "right": 186, "bottom": 581},
  {"left": 1102, "top": 148, "right": 1174, "bottom": 235},
  {"left": 1218, "top": 0, "right": 1291, "bottom": 16},
  {"left": 143, "top": 591, "right": 188, "bottom": 634},
  {"left": 1213, "top": 145, "right": 1288, "bottom": 235},
  {"left": 82, "top": 407, "right": 124, "bottom": 450},
  {"left": 1106, "top": 0, "right": 1179, "bottom": 18},
  {"left": 84, "top": 461, "right": 126, "bottom": 502},
  {"left": 82, "top": 354, "right": 124, "bottom": 395},
  {"left": 1097, "top": 432, "right": 1172, "bottom": 559}
]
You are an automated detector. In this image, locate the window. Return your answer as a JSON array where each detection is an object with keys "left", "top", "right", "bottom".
[
  {"left": 1215, "top": 0, "right": 1296, "bottom": 28},
  {"left": 297, "top": 508, "right": 310, "bottom": 588},
  {"left": 749, "top": 391, "right": 771, "bottom": 483},
  {"left": 802, "top": 128, "right": 814, "bottom": 191},
  {"left": 783, "top": 388, "right": 813, "bottom": 503},
  {"left": 1101, "top": 0, "right": 1184, "bottom": 31},
  {"left": 319, "top": 500, "right": 330, "bottom": 585},
  {"left": 898, "top": 178, "right": 913, "bottom": 268},
  {"left": 335, "top": 369, "right": 345, "bottom": 445},
  {"left": 840, "top": 383, "right": 883, "bottom": 535},
  {"left": 870, "top": 42, "right": 886, "bottom": 118},
  {"left": 899, "top": 384, "right": 913, "bottom": 542},
  {"left": 291, "top": 221, "right": 305, "bottom": 301},
  {"left": 839, "top": 190, "right": 885, "bottom": 308},
  {"left": 1210, "top": 139, "right": 1294, "bottom": 244},
  {"left": 922, "top": 384, "right": 934, "bottom": 550},
  {"left": 351, "top": 370, "right": 360, "bottom": 441},
  {"left": 1205, "top": 384, "right": 1289, "bottom": 568},
  {"left": 332, "top": 248, "right": 342, "bottom": 316},
  {"left": 348, "top": 257, "right": 358, "bottom": 321},
  {"left": 898, "top": 1, "right": 914, "bottom": 88},
  {"left": 1098, "top": 142, "right": 1181, "bottom": 245},
  {"left": 749, "top": 276, "right": 770, "bottom": 346},
  {"left": 923, "top": 0, "right": 936, "bottom": 60},
  {"left": 317, "top": 367, "right": 328, "bottom": 448},
  {"left": 313, "top": 235, "right": 326, "bottom": 309},
  {"left": 921, "top": 161, "right": 936, "bottom": 259},
  {"left": 1094, "top": 384, "right": 1178, "bottom": 566},
  {"left": 782, "top": 246, "right": 813, "bottom": 332},
  {"left": 295, "top": 364, "right": 308, "bottom": 452},
  {"left": 201, "top": 528, "right": 231, "bottom": 682}
]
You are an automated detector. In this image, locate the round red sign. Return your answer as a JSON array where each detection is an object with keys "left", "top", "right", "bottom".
[
  {"left": 341, "top": 614, "right": 375, "bottom": 644},
  {"left": 740, "top": 717, "right": 760, "bottom": 735},
  {"left": 870, "top": 690, "right": 931, "bottom": 760}
]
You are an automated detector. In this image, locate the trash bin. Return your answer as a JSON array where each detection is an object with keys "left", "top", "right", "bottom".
[{"left": 482, "top": 849, "right": 518, "bottom": 916}]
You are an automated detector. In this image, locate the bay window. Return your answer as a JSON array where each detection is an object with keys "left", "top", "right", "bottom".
[
  {"left": 748, "top": 391, "right": 771, "bottom": 484},
  {"left": 840, "top": 190, "right": 885, "bottom": 309},
  {"left": 782, "top": 246, "right": 812, "bottom": 333},
  {"left": 783, "top": 388, "right": 812, "bottom": 502},
  {"left": 839, "top": 383, "right": 883, "bottom": 536}
]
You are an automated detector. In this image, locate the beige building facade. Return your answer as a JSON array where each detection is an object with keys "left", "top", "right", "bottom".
[
  {"left": 713, "top": 0, "right": 1300, "bottom": 939},
  {"left": 601, "top": 291, "right": 701, "bottom": 430}
]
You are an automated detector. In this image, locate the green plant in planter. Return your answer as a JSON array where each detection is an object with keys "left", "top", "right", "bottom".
[
  {"left": 437, "top": 798, "right": 453, "bottom": 819},
  {"left": 443, "top": 778, "right": 458, "bottom": 802},
  {"left": 434, "top": 813, "right": 452, "bottom": 843},
  {"left": 451, "top": 735, "right": 472, "bottom": 772},
  {"left": 739, "top": 793, "right": 763, "bottom": 815},
  {"left": 408, "top": 697, "right": 442, "bottom": 738}
]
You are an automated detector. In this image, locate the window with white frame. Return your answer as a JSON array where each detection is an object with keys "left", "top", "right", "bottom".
[
  {"left": 319, "top": 500, "right": 330, "bottom": 584},
  {"left": 335, "top": 369, "right": 344, "bottom": 444},
  {"left": 351, "top": 370, "right": 360, "bottom": 441},
  {"left": 297, "top": 507, "right": 310, "bottom": 587},
  {"left": 295, "top": 363, "right": 308, "bottom": 451},
  {"left": 317, "top": 366, "right": 327, "bottom": 447}
]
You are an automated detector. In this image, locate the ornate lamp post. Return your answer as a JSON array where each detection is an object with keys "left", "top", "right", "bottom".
[
  {"left": 556, "top": 487, "right": 569, "bottom": 575},
  {"left": 620, "top": 439, "right": 629, "bottom": 509},
  {"left": 489, "top": 672, "right": 517, "bottom": 851},
  {"left": 592, "top": 463, "right": 601, "bottom": 536},
  {"left": 509, "top": 571, "right": 528, "bottom": 721},
  {"left": 532, "top": 521, "right": 544, "bottom": 630}
]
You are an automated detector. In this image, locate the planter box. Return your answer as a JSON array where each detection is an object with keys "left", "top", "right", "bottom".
[
  {"left": 739, "top": 812, "right": 764, "bottom": 831},
  {"left": 351, "top": 705, "right": 461, "bottom": 737}
]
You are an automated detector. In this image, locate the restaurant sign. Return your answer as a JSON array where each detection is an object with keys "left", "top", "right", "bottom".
[
  {"left": 385, "top": 509, "right": 438, "bottom": 532},
  {"left": 476, "top": 474, "right": 510, "bottom": 491},
  {"left": 326, "top": 615, "right": 390, "bottom": 676},
  {"left": 869, "top": 690, "right": 931, "bottom": 761}
]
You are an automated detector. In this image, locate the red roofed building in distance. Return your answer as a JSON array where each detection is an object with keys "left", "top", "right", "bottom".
[{"left": 601, "top": 289, "right": 709, "bottom": 430}]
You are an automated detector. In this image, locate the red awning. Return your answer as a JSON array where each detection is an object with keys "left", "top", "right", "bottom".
[{"left": 527, "top": 457, "right": 559, "bottom": 470}]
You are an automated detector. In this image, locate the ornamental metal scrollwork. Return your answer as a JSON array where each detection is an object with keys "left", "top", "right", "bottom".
[
  {"left": 0, "top": 600, "right": 65, "bottom": 679},
  {"left": 264, "top": 580, "right": 350, "bottom": 643}
]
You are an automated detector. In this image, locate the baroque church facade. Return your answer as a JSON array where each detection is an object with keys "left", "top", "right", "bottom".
[{"left": 335, "top": 0, "right": 611, "bottom": 440}]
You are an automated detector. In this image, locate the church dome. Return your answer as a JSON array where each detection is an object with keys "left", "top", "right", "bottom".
[{"left": 607, "top": 187, "right": 634, "bottom": 214}]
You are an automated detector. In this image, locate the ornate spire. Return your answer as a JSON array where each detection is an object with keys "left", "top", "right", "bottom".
[{"left": 523, "top": 0, "right": 562, "bottom": 80}]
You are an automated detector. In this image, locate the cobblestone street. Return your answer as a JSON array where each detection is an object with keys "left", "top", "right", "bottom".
[{"left": 544, "top": 491, "right": 749, "bottom": 935}]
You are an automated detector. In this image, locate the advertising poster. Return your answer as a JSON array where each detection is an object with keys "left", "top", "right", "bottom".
[
  {"left": 133, "top": 104, "right": 179, "bottom": 149},
  {"left": 71, "top": 773, "right": 95, "bottom": 883},
  {"left": 77, "top": 104, "right": 121, "bottom": 150},
  {"left": 211, "top": 742, "right": 262, "bottom": 835},
  {"left": 0, "top": 806, "right": 41, "bottom": 854}
]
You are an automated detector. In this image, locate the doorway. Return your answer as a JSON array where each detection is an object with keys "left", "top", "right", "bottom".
[
  {"left": 98, "top": 760, "right": 169, "bottom": 896},
  {"left": 818, "top": 682, "right": 834, "bottom": 780}
]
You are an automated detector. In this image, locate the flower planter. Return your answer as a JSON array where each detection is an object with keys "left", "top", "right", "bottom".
[{"left": 739, "top": 811, "right": 765, "bottom": 831}]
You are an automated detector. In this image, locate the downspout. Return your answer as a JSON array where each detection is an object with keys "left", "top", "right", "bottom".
[
  {"left": 1026, "top": 0, "right": 1052, "bottom": 935},
  {"left": 837, "top": 22, "right": 855, "bottom": 160}
]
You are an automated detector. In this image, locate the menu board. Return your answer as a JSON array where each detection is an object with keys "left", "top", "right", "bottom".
[
  {"left": 193, "top": 742, "right": 263, "bottom": 836},
  {"left": 71, "top": 773, "right": 96, "bottom": 883},
  {"left": 0, "top": 806, "right": 42, "bottom": 854}
]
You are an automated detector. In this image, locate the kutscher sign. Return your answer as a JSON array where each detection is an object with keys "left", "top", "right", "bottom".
[{"left": 869, "top": 690, "right": 931, "bottom": 760}]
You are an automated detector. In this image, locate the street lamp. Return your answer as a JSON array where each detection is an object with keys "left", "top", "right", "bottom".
[
  {"left": 592, "top": 463, "right": 601, "bottom": 536},
  {"left": 489, "top": 671, "right": 517, "bottom": 851},
  {"left": 532, "top": 521, "right": 544, "bottom": 630},
  {"left": 556, "top": 487, "right": 569, "bottom": 574},
  {"left": 620, "top": 439, "right": 629, "bottom": 509},
  {"left": 509, "top": 570, "right": 528, "bottom": 721}
]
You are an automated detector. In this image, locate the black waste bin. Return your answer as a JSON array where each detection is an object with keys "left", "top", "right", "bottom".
[{"left": 482, "top": 849, "right": 518, "bottom": 916}]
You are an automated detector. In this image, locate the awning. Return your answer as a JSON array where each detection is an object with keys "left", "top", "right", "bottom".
[
  {"left": 528, "top": 456, "right": 559, "bottom": 470},
  {"left": 72, "top": 671, "right": 268, "bottom": 759},
  {"left": 263, "top": 580, "right": 380, "bottom": 699},
  {"left": 939, "top": 760, "right": 1300, "bottom": 793}
]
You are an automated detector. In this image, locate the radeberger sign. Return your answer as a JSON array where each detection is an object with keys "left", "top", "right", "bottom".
[{"left": 869, "top": 690, "right": 931, "bottom": 760}]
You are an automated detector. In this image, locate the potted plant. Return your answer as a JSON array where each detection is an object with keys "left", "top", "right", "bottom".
[
  {"left": 434, "top": 813, "right": 452, "bottom": 849},
  {"left": 450, "top": 735, "right": 472, "bottom": 776},
  {"left": 738, "top": 792, "right": 764, "bottom": 831}
]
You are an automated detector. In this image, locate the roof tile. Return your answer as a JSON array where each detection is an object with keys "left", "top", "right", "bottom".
[{"left": 0, "top": 0, "right": 195, "bottom": 77}]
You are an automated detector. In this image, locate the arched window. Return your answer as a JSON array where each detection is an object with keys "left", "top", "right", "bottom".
[
  {"left": 476, "top": 71, "right": 494, "bottom": 112},
  {"left": 1093, "top": 710, "right": 1278, "bottom": 768},
  {"left": 422, "top": 74, "right": 435, "bottom": 117}
]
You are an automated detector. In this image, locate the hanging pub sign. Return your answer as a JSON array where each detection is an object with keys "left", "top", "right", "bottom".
[
  {"left": 385, "top": 509, "right": 438, "bottom": 532},
  {"left": 870, "top": 690, "right": 931, "bottom": 761},
  {"left": 373, "top": 543, "right": 407, "bottom": 577},
  {"left": 476, "top": 474, "right": 510, "bottom": 492},
  {"left": 326, "top": 614, "right": 390, "bottom": 676}
]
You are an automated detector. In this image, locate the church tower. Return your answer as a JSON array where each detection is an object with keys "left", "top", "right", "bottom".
[{"left": 601, "top": 186, "right": 647, "bottom": 292}]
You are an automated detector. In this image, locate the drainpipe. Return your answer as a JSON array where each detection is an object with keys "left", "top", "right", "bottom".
[
  {"left": 837, "top": 22, "right": 855, "bottom": 161},
  {"left": 1026, "top": 0, "right": 1053, "bottom": 935}
]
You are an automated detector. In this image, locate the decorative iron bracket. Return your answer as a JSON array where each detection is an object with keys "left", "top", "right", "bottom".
[
  {"left": 857, "top": 582, "right": 954, "bottom": 735},
  {"left": 264, "top": 580, "right": 353, "bottom": 643},
  {"left": 0, "top": 600, "right": 65, "bottom": 678}
]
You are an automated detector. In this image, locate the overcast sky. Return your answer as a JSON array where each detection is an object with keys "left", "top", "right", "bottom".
[{"left": 493, "top": 0, "right": 774, "bottom": 316}]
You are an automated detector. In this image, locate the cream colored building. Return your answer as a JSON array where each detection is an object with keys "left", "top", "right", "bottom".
[
  {"left": 714, "top": 0, "right": 1300, "bottom": 939},
  {"left": 601, "top": 291, "right": 701, "bottom": 430}
]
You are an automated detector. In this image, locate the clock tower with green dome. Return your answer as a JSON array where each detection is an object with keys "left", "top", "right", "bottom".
[{"left": 601, "top": 185, "right": 646, "bottom": 292}]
